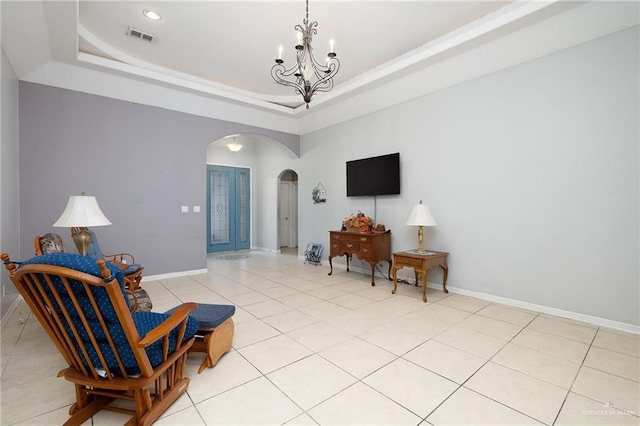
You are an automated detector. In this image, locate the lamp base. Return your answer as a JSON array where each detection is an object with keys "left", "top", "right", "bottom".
[
  {"left": 71, "top": 227, "right": 93, "bottom": 256},
  {"left": 415, "top": 226, "right": 426, "bottom": 254}
]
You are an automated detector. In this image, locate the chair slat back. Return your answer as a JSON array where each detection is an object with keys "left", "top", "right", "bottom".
[{"left": 6, "top": 254, "right": 155, "bottom": 379}]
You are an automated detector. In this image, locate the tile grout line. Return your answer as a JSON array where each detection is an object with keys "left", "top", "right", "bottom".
[{"left": 418, "top": 311, "right": 545, "bottom": 425}]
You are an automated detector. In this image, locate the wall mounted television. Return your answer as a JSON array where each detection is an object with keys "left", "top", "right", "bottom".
[{"left": 346, "top": 152, "right": 400, "bottom": 196}]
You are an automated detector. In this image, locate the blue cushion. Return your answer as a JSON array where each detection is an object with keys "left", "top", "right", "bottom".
[
  {"left": 22, "top": 252, "right": 127, "bottom": 325},
  {"left": 132, "top": 311, "right": 199, "bottom": 372},
  {"left": 166, "top": 303, "right": 235, "bottom": 329},
  {"left": 82, "top": 229, "right": 141, "bottom": 277},
  {"left": 22, "top": 251, "right": 123, "bottom": 282},
  {"left": 19, "top": 253, "right": 197, "bottom": 376},
  {"left": 123, "top": 263, "right": 142, "bottom": 275},
  {"left": 84, "top": 229, "right": 105, "bottom": 260}
]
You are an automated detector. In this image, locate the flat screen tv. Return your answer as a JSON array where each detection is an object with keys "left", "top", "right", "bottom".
[{"left": 346, "top": 153, "right": 400, "bottom": 196}]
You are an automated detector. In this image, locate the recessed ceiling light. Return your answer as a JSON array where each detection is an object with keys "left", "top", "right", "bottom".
[{"left": 143, "top": 9, "right": 161, "bottom": 21}]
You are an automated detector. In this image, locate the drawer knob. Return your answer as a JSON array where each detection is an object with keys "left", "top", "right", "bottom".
[{"left": 346, "top": 243, "right": 353, "bottom": 248}]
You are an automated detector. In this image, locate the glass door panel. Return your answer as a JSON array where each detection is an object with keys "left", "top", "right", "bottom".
[{"left": 207, "top": 165, "right": 250, "bottom": 253}]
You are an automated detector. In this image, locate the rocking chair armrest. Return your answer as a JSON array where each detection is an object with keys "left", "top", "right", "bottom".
[
  {"left": 138, "top": 302, "right": 197, "bottom": 348},
  {"left": 104, "top": 252, "right": 136, "bottom": 266}
]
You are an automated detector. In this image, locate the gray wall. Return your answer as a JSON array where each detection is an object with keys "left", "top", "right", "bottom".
[
  {"left": 18, "top": 82, "right": 299, "bottom": 275},
  {"left": 297, "top": 27, "right": 639, "bottom": 326},
  {"left": 1, "top": 47, "right": 20, "bottom": 319}
]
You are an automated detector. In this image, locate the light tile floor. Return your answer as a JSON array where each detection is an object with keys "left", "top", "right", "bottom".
[{"left": 1, "top": 250, "right": 639, "bottom": 425}]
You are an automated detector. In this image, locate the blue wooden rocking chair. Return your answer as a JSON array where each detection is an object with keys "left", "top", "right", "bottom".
[{"left": 2, "top": 252, "right": 199, "bottom": 426}]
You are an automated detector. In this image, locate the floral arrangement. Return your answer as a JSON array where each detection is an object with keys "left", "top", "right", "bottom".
[{"left": 343, "top": 211, "right": 374, "bottom": 232}]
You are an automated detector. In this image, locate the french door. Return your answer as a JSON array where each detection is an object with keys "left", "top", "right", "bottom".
[{"left": 207, "top": 165, "right": 250, "bottom": 253}]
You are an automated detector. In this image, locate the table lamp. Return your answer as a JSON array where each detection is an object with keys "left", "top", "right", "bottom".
[
  {"left": 53, "top": 192, "right": 112, "bottom": 255},
  {"left": 405, "top": 200, "right": 437, "bottom": 254}
]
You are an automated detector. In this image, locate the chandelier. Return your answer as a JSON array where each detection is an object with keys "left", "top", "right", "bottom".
[{"left": 271, "top": 0, "right": 340, "bottom": 109}]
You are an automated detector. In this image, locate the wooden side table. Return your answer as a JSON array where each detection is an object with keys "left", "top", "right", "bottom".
[{"left": 391, "top": 250, "right": 449, "bottom": 302}]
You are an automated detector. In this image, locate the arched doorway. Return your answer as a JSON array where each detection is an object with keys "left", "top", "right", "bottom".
[
  {"left": 278, "top": 170, "right": 298, "bottom": 252},
  {"left": 206, "top": 134, "right": 299, "bottom": 254}
]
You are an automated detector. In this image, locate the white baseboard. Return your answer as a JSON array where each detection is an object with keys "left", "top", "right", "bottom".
[
  {"left": 1, "top": 295, "right": 23, "bottom": 329},
  {"left": 323, "top": 259, "right": 639, "bottom": 335},
  {"left": 144, "top": 268, "right": 208, "bottom": 281},
  {"left": 429, "top": 282, "right": 640, "bottom": 335}
]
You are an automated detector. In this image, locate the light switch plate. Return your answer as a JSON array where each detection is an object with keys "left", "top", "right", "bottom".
[
  {"left": 181, "top": 205, "right": 189, "bottom": 213},
  {"left": 193, "top": 205, "right": 201, "bottom": 213}
]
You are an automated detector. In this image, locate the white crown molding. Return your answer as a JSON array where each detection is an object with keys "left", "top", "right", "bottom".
[{"left": 9, "top": 1, "right": 639, "bottom": 135}]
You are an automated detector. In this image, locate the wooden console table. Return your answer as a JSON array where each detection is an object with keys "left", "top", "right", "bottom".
[
  {"left": 328, "top": 230, "right": 392, "bottom": 286},
  {"left": 391, "top": 250, "right": 449, "bottom": 302}
]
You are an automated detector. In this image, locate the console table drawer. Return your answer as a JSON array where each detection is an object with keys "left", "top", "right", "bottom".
[
  {"left": 395, "top": 256, "right": 423, "bottom": 268},
  {"left": 331, "top": 242, "right": 361, "bottom": 254},
  {"left": 358, "top": 244, "right": 373, "bottom": 259},
  {"left": 332, "top": 233, "right": 371, "bottom": 243},
  {"left": 355, "top": 235, "right": 372, "bottom": 244}
]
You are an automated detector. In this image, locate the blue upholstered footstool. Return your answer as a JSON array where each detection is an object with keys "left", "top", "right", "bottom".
[{"left": 166, "top": 303, "right": 235, "bottom": 373}]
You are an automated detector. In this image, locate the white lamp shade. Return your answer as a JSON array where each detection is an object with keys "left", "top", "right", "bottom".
[
  {"left": 52, "top": 195, "right": 112, "bottom": 227},
  {"left": 405, "top": 202, "right": 437, "bottom": 226}
]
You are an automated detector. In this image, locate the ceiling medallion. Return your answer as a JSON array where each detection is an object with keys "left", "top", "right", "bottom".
[{"left": 271, "top": 0, "right": 340, "bottom": 109}]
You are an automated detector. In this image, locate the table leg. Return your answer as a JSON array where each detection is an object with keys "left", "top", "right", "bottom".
[
  {"left": 441, "top": 264, "right": 449, "bottom": 293},
  {"left": 328, "top": 256, "right": 334, "bottom": 276},
  {"left": 369, "top": 262, "right": 376, "bottom": 286},
  {"left": 422, "top": 270, "right": 429, "bottom": 302},
  {"left": 387, "top": 260, "right": 392, "bottom": 280},
  {"left": 391, "top": 266, "right": 398, "bottom": 294}
]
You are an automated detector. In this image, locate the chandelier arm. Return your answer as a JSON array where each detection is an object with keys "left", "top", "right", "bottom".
[
  {"left": 308, "top": 50, "right": 339, "bottom": 77},
  {"left": 309, "top": 53, "right": 340, "bottom": 92},
  {"left": 272, "top": 64, "right": 304, "bottom": 91}
]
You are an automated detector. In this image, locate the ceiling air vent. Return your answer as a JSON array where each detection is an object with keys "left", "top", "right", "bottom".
[{"left": 126, "top": 27, "right": 155, "bottom": 43}]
